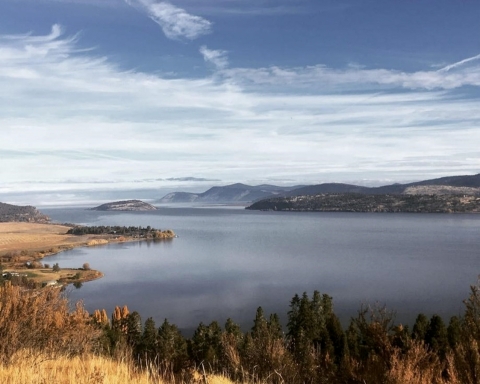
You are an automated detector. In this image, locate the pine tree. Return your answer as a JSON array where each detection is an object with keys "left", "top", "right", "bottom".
[
  {"left": 447, "top": 315, "right": 461, "bottom": 349},
  {"left": 125, "top": 311, "right": 142, "bottom": 351},
  {"left": 412, "top": 313, "right": 429, "bottom": 341},
  {"left": 139, "top": 317, "right": 157, "bottom": 361},
  {"left": 157, "top": 319, "right": 188, "bottom": 373}
]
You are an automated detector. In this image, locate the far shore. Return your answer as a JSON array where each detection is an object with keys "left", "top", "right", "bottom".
[{"left": 0, "top": 222, "right": 174, "bottom": 287}]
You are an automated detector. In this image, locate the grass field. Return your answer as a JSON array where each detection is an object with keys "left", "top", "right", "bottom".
[{"left": 0, "top": 222, "right": 86, "bottom": 255}]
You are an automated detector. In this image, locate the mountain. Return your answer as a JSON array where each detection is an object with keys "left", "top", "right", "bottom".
[
  {"left": 285, "top": 173, "right": 480, "bottom": 197},
  {"left": 0, "top": 202, "right": 50, "bottom": 223},
  {"left": 157, "top": 173, "right": 480, "bottom": 204},
  {"left": 158, "top": 183, "right": 304, "bottom": 203},
  {"left": 91, "top": 200, "right": 157, "bottom": 211}
]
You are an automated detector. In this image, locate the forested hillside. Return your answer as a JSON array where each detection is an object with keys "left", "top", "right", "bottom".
[{"left": 247, "top": 193, "right": 480, "bottom": 213}]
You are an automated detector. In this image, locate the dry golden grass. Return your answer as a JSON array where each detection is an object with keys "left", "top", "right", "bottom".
[
  {"left": 0, "top": 351, "right": 239, "bottom": 384},
  {"left": 87, "top": 239, "right": 110, "bottom": 246},
  {"left": 0, "top": 352, "right": 165, "bottom": 384}
]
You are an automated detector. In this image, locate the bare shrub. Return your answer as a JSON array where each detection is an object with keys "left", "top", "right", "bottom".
[
  {"left": 0, "top": 282, "right": 99, "bottom": 365},
  {"left": 386, "top": 341, "right": 445, "bottom": 384}
]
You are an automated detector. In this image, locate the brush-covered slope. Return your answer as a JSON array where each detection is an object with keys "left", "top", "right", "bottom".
[{"left": 0, "top": 202, "right": 50, "bottom": 223}]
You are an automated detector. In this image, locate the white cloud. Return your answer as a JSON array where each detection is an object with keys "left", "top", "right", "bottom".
[
  {"left": 1, "top": 26, "right": 480, "bottom": 196},
  {"left": 221, "top": 58, "right": 480, "bottom": 90},
  {"left": 126, "top": 0, "right": 212, "bottom": 40},
  {"left": 199, "top": 45, "right": 229, "bottom": 69}
]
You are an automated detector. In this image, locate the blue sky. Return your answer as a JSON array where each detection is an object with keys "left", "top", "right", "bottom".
[{"left": 1, "top": 0, "right": 480, "bottom": 203}]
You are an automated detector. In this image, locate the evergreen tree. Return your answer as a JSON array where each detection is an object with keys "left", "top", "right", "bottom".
[
  {"left": 139, "top": 317, "right": 157, "bottom": 360},
  {"left": 425, "top": 314, "right": 448, "bottom": 358},
  {"left": 157, "top": 319, "right": 188, "bottom": 372},
  {"left": 268, "top": 313, "right": 283, "bottom": 340},
  {"left": 189, "top": 321, "right": 222, "bottom": 368},
  {"left": 412, "top": 313, "right": 429, "bottom": 341},
  {"left": 225, "top": 318, "right": 242, "bottom": 341},
  {"left": 447, "top": 315, "right": 461, "bottom": 349},
  {"left": 326, "top": 312, "right": 347, "bottom": 365},
  {"left": 252, "top": 307, "right": 268, "bottom": 339},
  {"left": 125, "top": 311, "right": 142, "bottom": 350}
]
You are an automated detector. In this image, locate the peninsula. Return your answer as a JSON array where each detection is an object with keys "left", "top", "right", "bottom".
[{"left": 0, "top": 202, "right": 175, "bottom": 288}]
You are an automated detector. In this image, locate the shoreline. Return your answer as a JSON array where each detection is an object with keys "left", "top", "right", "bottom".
[{"left": 0, "top": 222, "right": 175, "bottom": 287}]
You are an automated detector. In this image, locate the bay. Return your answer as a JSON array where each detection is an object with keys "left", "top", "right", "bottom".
[{"left": 43, "top": 206, "right": 480, "bottom": 333}]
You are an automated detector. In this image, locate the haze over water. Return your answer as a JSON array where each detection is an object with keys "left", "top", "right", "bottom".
[{"left": 44, "top": 207, "right": 480, "bottom": 333}]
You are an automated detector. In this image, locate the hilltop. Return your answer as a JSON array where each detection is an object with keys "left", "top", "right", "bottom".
[{"left": 0, "top": 202, "right": 50, "bottom": 223}]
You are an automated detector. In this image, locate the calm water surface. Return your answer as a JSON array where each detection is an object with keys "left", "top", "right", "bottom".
[{"left": 43, "top": 207, "right": 480, "bottom": 333}]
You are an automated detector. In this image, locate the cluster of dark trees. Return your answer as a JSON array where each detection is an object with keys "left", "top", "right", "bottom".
[
  {"left": 67, "top": 225, "right": 160, "bottom": 237},
  {"left": 91, "top": 289, "right": 480, "bottom": 383},
  {"left": 247, "top": 193, "right": 480, "bottom": 213}
]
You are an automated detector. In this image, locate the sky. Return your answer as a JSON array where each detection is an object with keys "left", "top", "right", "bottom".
[{"left": 1, "top": 0, "right": 480, "bottom": 204}]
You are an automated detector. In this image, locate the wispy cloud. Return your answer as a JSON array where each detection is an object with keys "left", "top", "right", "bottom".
[
  {"left": 200, "top": 45, "right": 229, "bottom": 69},
  {"left": 179, "top": 0, "right": 350, "bottom": 17},
  {"left": 126, "top": 0, "right": 212, "bottom": 40},
  {"left": 1, "top": 26, "right": 480, "bottom": 195},
  {"left": 437, "top": 53, "right": 480, "bottom": 72}
]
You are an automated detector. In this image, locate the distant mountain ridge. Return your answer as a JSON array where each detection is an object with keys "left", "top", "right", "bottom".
[
  {"left": 0, "top": 202, "right": 50, "bottom": 223},
  {"left": 286, "top": 173, "right": 480, "bottom": 196},
  {"left": 158, "top": 183, "right": 304, "bottom": 203},
  {"left": 157, "top": 173, "right": 480, "bottom": 204}
]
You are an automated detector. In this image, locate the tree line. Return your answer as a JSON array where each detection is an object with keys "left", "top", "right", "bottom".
[
  {"left": 247, "top": 193, "right": 480, "bottom": 213},
  {"left": 90, "top": 289, "right": 480, "bottom": 383},
  {"left": 67, "top": 225, "right": 175, "bottom": 239},
  {"left": 2, "top": 271, "right": 480, "bottom": 383}
]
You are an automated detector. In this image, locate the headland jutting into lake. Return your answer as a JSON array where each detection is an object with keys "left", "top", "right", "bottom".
[{"left": 0, "top": 200, "right": 175, "bottom": 287}]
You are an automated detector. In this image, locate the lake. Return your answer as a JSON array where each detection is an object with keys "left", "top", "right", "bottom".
[{"left": 43, "top": 206, "right": 480, "bottom": 334}]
